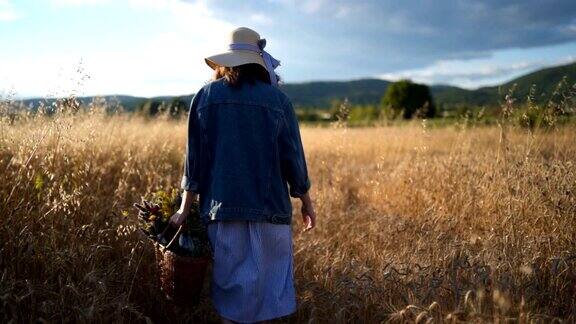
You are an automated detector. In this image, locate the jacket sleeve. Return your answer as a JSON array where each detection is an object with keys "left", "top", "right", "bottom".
[
  {"left": 278, "top": 96, "right": 311, "bottom": 198},
  {"left": 180, "top": 89, "right": 204, "bottom": 193}
]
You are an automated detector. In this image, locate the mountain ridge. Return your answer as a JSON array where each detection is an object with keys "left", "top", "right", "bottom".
[{"left": 17, "top": 61, "right": 576, "bottom": 111}]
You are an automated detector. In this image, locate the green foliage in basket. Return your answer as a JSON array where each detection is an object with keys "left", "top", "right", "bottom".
[{"left": 133, "top": 189, "right": 210, "bottom": 257}]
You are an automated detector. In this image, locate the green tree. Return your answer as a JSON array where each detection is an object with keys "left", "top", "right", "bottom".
[
  {"left": 168, "top": 97, "right": 187, "bottom": 118},
  {"left": 348, "top": 105, "right": 381, "bottom": 123},
  {"left": 137, "top": 100, "right": 161, "bottom": 117},
  {"left": 381, "top": 80, "right": 436, "bottom": 119}
]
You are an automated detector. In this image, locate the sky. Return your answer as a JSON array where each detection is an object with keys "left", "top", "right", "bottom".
[{"left": 1, "top": 0, "right": 576, "bottom": 98}]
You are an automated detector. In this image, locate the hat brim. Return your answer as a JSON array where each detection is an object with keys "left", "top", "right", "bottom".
[{"left": 205, "top": 50, "right": 267, "bottom": 70}]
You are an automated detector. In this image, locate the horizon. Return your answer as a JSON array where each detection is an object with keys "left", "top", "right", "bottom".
[
  {"left": 14, "top": 59, "right": 576, "bottom": 101},
  {"left": 2, "top": 0, "right": 576, "bottom": 98}
]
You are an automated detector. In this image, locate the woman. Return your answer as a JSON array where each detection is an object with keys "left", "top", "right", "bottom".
[{"left": 169, "top": 27, "right": 316, "bottom": 323}]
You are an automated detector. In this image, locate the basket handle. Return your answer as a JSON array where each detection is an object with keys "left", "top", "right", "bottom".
[{"left": 158, "top": 223, "right": 185, "bottom": 251}]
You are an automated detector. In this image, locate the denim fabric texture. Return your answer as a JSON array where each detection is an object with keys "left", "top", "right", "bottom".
[{"left": 181, "top": 78, "right": 311, "bottom": 225}]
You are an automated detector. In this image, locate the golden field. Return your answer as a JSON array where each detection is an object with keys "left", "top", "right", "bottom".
[{"left": 0, "top": 110, "right": 575, "bottom": 323}]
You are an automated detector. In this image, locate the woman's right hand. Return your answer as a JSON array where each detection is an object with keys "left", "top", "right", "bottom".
[
  {"left": 300, "top": 193, "right": 316, "bottom": 232},
  {"left": 168, "top": 191, "right": 197, "bottom": 228},
  {"left": 169, "top": 209, "right": 188, "bottom": 228}
]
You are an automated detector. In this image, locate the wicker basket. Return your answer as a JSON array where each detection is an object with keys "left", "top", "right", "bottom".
[{"left": 154, "top": 224, "right": 211, "bottom": 306}]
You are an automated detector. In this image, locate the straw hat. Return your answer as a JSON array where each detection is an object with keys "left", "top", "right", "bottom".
[{"left": 205, "top": 27, "right": 281, "bottom": 85}]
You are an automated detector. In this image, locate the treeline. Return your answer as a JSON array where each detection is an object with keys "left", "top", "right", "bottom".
[
  {"left": 135, "top": 97, "right": 189, "bottom": 118},
  {"left": 132, "top": 79, "right": 437, "bottom": 121},
  {"left": 296, "top": 79, "right": 576, "bottom": 128},
  {"left": 3, "top": 78, "right": 574, "bottom": 129},
  {"left": 297, "top": 79, "right": 437, "bottom": 123}
]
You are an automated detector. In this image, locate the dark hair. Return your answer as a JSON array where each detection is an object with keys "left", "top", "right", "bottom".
[{"left": 213, "top": 63, "right": 280, "bottom": 88}]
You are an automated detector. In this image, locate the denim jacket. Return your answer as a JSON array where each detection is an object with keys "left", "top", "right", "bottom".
[{"left": 180, "top": 78, "right": 311, "bottom": 225}]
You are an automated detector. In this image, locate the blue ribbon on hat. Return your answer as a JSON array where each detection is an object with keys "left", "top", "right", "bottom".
[{"left": 229, "top": 39, "right": 280, "bottom": 87}]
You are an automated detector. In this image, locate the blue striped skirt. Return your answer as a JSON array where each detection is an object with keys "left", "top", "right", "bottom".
[{"left": 207, "top": 220, "right": 297, "bottom": 323}]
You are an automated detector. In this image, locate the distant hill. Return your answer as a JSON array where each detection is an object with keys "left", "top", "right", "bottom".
[
  {"left": 20, "top": 94, "right": 194, "bottom": 113},
  {"left": 484, "top": 61, "right": 576, "bottom": 103},
  {"left": 282, "top": 62, "right": 576, "bottom": 109},
  {"left": 433, "top": 62, "right": 576, "bottom": 109},
  {"left": 431, "top": 85, "right": 498, "bottom": 108},
  {"left": 18, "top": 62, "right": 576, "bottom": 112},
  {"left": 280, "top": 79, "right": 390, "bottom": 108}
]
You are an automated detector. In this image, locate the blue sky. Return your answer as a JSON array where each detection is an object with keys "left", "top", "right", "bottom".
[{"left": 1, "top": 0, "right": 576, "bottom": 98}]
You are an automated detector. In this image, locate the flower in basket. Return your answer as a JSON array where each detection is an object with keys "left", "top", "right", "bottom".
[{"left": 133, "top": 189, "right": 210, "bottom": 257}]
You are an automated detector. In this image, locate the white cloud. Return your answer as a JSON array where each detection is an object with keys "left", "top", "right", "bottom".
[
  {"left": 127, "top": 0, "right": 173, "bottom": 10},
  {"left": 0, "top": 0, "right": 19, "bottom": 21},
  {"left": 270, "top": 0, "right": 327, "bottom": 15},
  {"left": 378, "top": 56, "right": 576, "bottom": 89},
  {"left": 2, "top": 0, "right": 236, "bottom": 97},
  {"left": 334, "top": 5, "right": 350, "bottom": 18},
  {"left": 51, "top": 0, "right": 111, "bottom": 6},
  {"left": 561, "top": 23, "right": 576, "bottom": 35},
  {"left": 301, "top": 0, "right": 324, "bottom": 14},
  {"left": 0, "top": 55, "right": 88, "bottom": 97},
  {"left": 266, "top": 0, "right": 362, "bottom": 20},
  {"left": 249, "top": 13, "right": 273, "bottom": 26}
]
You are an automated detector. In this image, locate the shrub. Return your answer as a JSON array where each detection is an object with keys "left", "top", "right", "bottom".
[{"left": 381, "top": 79, "right": 436, "bottom": 119}]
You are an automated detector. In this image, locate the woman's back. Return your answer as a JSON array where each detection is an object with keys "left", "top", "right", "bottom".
[
  {"left": 182, "top": 77, "right": 310, "bottom": 225},
  {"left": 172, "top": 27, "right": 315, "bottom": 323}
]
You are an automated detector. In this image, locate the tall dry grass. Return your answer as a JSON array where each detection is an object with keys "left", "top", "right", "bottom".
[{"left": 0, "top": 102, "right": 575, "bottom": 322}]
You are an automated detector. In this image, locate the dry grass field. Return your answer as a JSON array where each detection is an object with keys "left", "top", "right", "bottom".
[{"left": 1, "top": 107, "right": 575, "bottom": 322}]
